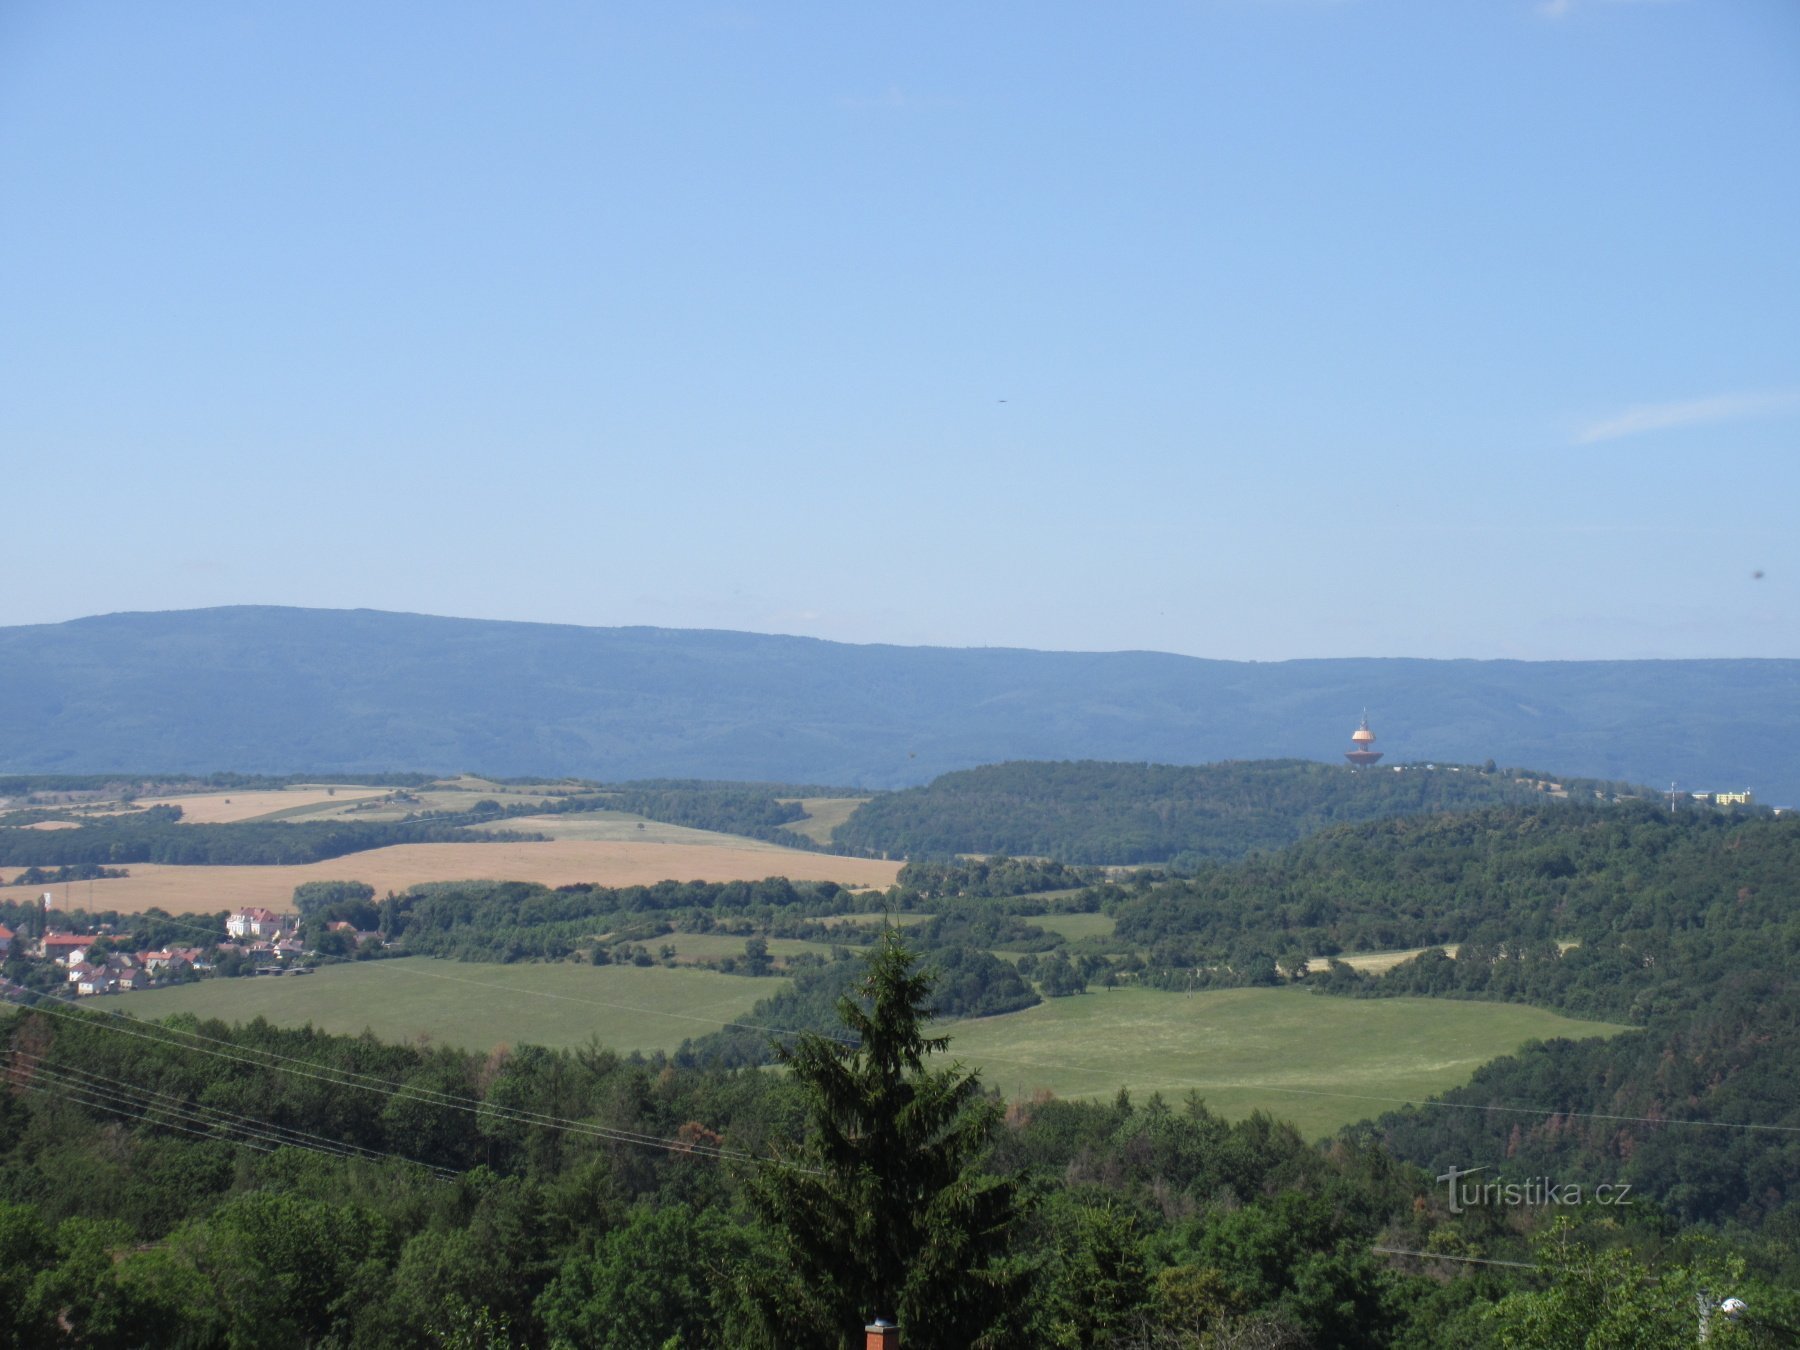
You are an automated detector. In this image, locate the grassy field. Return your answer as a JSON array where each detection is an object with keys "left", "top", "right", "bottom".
[
  {"left": 942, "top": 986, "right": 1627, "bottom": 1139},
  {"left": 61, "top": 840, "right": 903, "bottom": 914},
  {"left": 780, "top": 797, "right": 870, "bottom": 846},
  {"left": 648, "top": 932, "right": 846, "bottom": 965},
  {"left": 109, "top": 964, "right": 1626, "bottom": 1139},
  {"left": 1324, "top": 946, "right": 1443, "bottom": 974},
  {"left": 113, "top": 958, "right": 783, "bottom": 1055},
  {"left": 1032, "top": 912, "right": 1116, "bottom": 942},
  {"left": 1317, "top": 941, "right": 1581, "bottom": 974}
]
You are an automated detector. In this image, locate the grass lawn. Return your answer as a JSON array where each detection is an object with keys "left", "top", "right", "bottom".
[
  {"left": 779, "top": 797, "right": 871, "bottom": 846},
  {"left": 113, "top": 958, "right": 785, "bottom": 1056},
  {"left": 941, "top": 985, "right": 1627, "bottom": 1139},
  {"left": 1032, "top": 912, "right": 1116, "bottom": 942},
  {"left": 655, "top": 932, "right": 846, "bottom": 964}
]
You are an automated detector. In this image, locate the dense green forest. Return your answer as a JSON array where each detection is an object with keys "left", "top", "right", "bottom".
[
  {"left": 6, "top": 940, "right": 1794, "bottom": 1348},
  {"left": 0, "top": 807, "right": 542, "bottom": 867},
  {"left": 1015, "top": 802, "right": 1798, "bottom": 1231},
  {"left": 0, "top": 771, "right": 438, "bottom": 798},
  {"left": 831, "top": 758, "right": 1651, "bottom": 864}
]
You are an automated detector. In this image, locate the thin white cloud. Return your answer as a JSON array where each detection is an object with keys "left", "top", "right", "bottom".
[
  {"left": 1573, "top": 390, "right": 1800, "bottom": 445},
  {"left": 1537, "top": 0, "right": 1683, "bottom": 18}
]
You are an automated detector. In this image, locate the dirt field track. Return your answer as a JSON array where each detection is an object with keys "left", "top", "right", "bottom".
[{"left": 27, "top": 839, "right": 902, "bottom": 914}]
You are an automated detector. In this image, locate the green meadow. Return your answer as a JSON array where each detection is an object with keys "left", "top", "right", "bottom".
[
  {"left": 1030, "top": 911, "right": 1117, "bottom": 942},
  {"left": 114, "top": 958, "right": 785, "bottom": 1056},
  {"left": 115, "top": 959, "right": 1627, "bottom": 1139},
  {"left": 942, "top": 985, "right": 1629, "bottom": 1139}
]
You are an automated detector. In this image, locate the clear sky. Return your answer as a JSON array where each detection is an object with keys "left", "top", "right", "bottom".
[{"left": 3, "top": 1, "right": 1796, "bottom": 660}]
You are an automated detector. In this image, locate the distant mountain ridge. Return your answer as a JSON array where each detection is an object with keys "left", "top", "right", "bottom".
[{"left": 1, "top": 606, "right": 1795, "bottom": 802}]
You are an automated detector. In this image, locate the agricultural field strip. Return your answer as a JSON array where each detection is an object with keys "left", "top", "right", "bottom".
[
  {"left": 48, "top": 839, "right": 902, "bottom": 912},
  {"left": 778, "top": 797, "right": 870, "bottom": 846},
  {"left": 138, "top": 787, "right": 391, "bottom": 824},
  {"left": 117, "top": 953, "right": 1658, "bottom": 1133}
]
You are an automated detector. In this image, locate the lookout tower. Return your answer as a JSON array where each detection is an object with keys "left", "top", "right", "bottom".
[{"left": 1344, "top": 713, "right": 1384, "bottom": 767}]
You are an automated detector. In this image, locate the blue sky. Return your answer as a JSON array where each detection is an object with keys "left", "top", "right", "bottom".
[{"left": 3, "top": 1, "right": 1796, "bottom": 659}]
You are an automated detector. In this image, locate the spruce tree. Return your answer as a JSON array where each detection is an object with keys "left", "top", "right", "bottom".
[{"left": 737, "top": 930, "right": 1028, "bottom": 1349}]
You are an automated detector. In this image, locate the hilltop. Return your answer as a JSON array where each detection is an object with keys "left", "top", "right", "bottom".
[
  {"left": 1, "top": 605, "right": 1795, "bottom": 800},
  {"left": 830, "top": 757, "right": 1651, "bottom": 864}
]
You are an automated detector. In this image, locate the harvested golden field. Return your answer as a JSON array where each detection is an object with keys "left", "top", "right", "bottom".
[
  {"left": 22, "top": 820, "right": 82, "bottom": 831},
  {"left": 141, "top": 786, "right": 391, "bottom": 824},
  {"left": 60, "top": 838, "right": 903, "bottom": 914}
]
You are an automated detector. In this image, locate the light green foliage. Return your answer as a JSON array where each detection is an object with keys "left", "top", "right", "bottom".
[
  {"left": 1486, "top": 1220, "right": 1754, "bottom": 1349},
  {"left": 536, "top": 1203, "right": 745, "bottom": 1349}
]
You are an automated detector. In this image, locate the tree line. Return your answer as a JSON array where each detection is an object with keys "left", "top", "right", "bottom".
[{"left": 832, "top": 757, "right": 1658, "bottom": 864}]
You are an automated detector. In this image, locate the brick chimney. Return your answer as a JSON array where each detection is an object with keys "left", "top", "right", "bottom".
[{"left": 865, "top": 1319, "right": 898, "bottom": 1349}]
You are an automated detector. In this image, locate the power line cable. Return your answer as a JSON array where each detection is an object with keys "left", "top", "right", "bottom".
[
  {"left": 14, "top": 1053, "right": 460, "bottom": 1177},
  {"left": 23, "top": 909, "right": 1800, "bottom": 1138},
  {"left": 4, "top": 994, "right": 815, "bottom": 1172}
]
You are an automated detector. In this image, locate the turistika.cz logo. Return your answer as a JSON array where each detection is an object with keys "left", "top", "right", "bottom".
[{"left": 1435, "top": 1165, "right": 1633, "bottom": 1214}]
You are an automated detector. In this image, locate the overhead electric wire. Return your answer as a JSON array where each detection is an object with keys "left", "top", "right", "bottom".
[
  {"left": 303, "top": 960, "right": 1800, "bottom": 1138},
  {"left": 1370, "top": 1246, "right": 1543, "bottom": 1271},
  {"left": 4, "top": 992, "right": 816, "bottom": 1172},
  {"left": 16, "top": 909, "right": 1800, "bottom": 1141},
  {"left": 23, "top": 1061, "right": 362, "bottom": 1166},
  {"left": 16, "top": 1075, "right": 278, "bottom": 1155},
  {"left": 13, "top": 1053, "right": 461, "bottom": 1177}
]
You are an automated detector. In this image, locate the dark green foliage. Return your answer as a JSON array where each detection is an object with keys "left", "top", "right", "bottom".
[
  {"left": 738, "top": 933, "right": 1029, "bottom": 1348},
  {"left": 607, "top": 785, "right": 813, "bottom": 846},
  {"left": 837, "top": 759, "right": 1648, "bottom": 864},
  {"left": 536, "top": 1202, "right": 747, "bottom": 1349},
  {"left": 896, "top": 856, "right": 1095, "bottom": 898},
  {"left": 292, "top": 879, "right": 377, "bottom": 917},
  {"left": 0, "top": 813, "right": 540, "bottom": 868},
  {"left": 0, "top": 866, "right": 129, "bottom": 889},
  {"left": 393, "top": 876, "right": 849, "bottom": 962}
]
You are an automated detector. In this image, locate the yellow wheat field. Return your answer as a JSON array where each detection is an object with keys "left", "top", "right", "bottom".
[
  {"left": 30, "top": 838, "right": 902, "bottom": 914},
  {"left": 139, "top": 786, "right": 392, "bottom": 824}
]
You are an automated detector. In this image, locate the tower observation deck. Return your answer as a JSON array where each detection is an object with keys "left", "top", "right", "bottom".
[{"left": 1344, "top": 714, "right": 1384, "bottom": 766}]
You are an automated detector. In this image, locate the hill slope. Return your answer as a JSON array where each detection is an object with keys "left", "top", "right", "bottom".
[
  {"left": 832, "top": 758, "right": 1641, "bottom": 863},
  {"left": 1, "top": 606, "right": 1795, "bottom": 800}
]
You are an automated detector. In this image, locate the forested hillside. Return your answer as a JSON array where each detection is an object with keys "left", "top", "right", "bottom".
[
  {"left": 3, "top": 606, "right": 1796, "bottom": 799},
  {"left": 7, "top": 948, "right": 1793, "bottom": 1347},
  {"left": 831, "top": 757, "right": 1643, "bottom": 863},
  {"left": 0, "top": 803, "right": 541, "bottom": 867},
  {"left": 1068, "top": 802, "right": 1800, "bottom": 1228}
]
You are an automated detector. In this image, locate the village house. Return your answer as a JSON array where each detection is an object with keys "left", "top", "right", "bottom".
[
  {"left": 0, "top": 923, "right": 12, "bottom": 957},
  {"left": 39, "top": 933, "right": 94, "bottom": 967},
  {"left": 138, "top": 946, "right": 206, "bottom": 974},
  {"left": 226, "top": 907, "right": 287, "bottom": 939}
]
